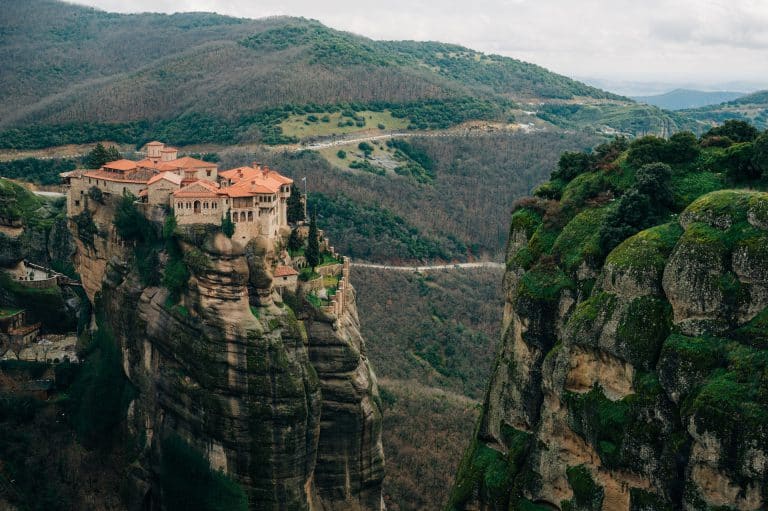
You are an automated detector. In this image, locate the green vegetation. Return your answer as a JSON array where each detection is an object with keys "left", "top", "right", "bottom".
[
  {"left": 160, "top": 434, "right": 248, "bottom": 511},
  {"left": 0, "top": 271, "right": 75, "bottom": 332},
  {"left": 84, "top": 142, "right": 120, "bottom": 169},
  {"left": 114, "top": 193, "right": 160, "bottom": 286},
  {"left": 286, "top": 184, "right": 305, "bottom": 224},
  {"left": 448, "top": 428, "right": 531, "bottom": 510},
  {"left": 566, "top": 465, "right": 603, "bottom": 510},
  {"left": 0, "top": 157, "right": 77, "bottom": 185},
  {"left": 221, "top": 210, "right": 235, "bottom": 238},
  {"left": 536, "top": 102, "right": 699, "bottom": 136},
  {"left": 0, "top": 177, "right": 44, "bottom": 226},
  {"left": 308, "top": 192, "right": 466, "bottom": 261},
  {"left": 66, "top": 312, "right": 134, "bottom": 447},
  {"left": 492, "top": 120, "right": 768, "bottom": 507},
  {"left": 605, "top": 222, "right": 683, "bottom": 274},
  {"left": 305, "top": 212, "right": 320, "bottom": 270}
]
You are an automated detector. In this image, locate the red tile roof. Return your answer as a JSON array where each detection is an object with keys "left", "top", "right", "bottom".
[
  {"left": 102, "top": 159, "right": 138, "bottom": 171},
  {"left": 83, "top": 169, "right": 154, "bottom": 184},
  {"left": 274, "top": 265, "right": 299, "bottom": 277},
  {"left": 147, "top": 172, "right": 183, "bottom": 186},
  {"left": 172, "top": 156, "right": 215, "bottom": 169},
  {"left": 172, "top": 180, "right": 221, "bottom": 198},
  {"left": 219, "top": 166, "right": 293, "bottom": 195}
]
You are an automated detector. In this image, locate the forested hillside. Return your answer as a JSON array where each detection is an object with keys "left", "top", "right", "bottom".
[
  {"left": 215, "top": 131, "right": 599, "bottom": 261},
  {"left": 683, "top": 90, "right": 768, "bottom": 130},
  {"left": 0, "top": 0, "right": 700, "bottom": 149}
]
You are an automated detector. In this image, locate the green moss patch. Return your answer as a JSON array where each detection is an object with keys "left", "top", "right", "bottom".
[
  {"left": 516, "top": 264, "right": 575, "bottom": 304},
  {"left": 552, "top": 205, "right": 613, "bottom": 273},
  {"left": 510, "top": 207, "right": 543, "bottom": 240},
  {"left": 732, "top": 307, "right": 768, "bottom": 348},
  {"left": 566, "top": 291, "right": 617, "bottom": 346},
  {"left": 683, "top": 190, "right": 767, "bottom": 227},
  {"left": 448, "top": 428, "right": 532, "bottom": 510},
  {"left": 616, "top": 296, "right": 672, "bottom": 369},
  {"left": 671, "top": 172, "right": 726, "bottom": 210},
  {"left": 566, "top": 465, "right": 603, "bottom": 510},
  {"left": 605, "top": 222, "right": 683, "bottom": 275},
  {"left": 561, "top": 172, "right": 605, "bottom": 207}
]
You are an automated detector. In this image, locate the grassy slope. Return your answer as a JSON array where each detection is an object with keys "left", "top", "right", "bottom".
[{"left": 1, "top": 0, "right": 695, "bottom": 143}]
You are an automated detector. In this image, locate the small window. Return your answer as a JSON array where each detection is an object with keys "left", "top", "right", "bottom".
[
  {"left": 74, "top": 200, "right": 80, "bottom": 207},
  {"left": 206, "top": 170, "right": 212, "bottom": 177}
]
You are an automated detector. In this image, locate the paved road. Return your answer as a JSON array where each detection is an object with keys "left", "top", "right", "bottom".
[{"left": 350, "top": 261, "right": 505, "bottom": 272}]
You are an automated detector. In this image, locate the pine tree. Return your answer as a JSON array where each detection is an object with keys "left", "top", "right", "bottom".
[
  {"left": 85, "top": 143, "right": 121, "bottom": 169},
  {"left": 287, "top": 184, "right": 305, "bottom": 224},
  {"left": 287, "top": 228, "right": 302, "bottom": 253},
  {"left": 305, "top": 212, "right": 320, "bottom": 270},
  {"left": 221, "top": 210, "right": 235, "bottom": 238}
]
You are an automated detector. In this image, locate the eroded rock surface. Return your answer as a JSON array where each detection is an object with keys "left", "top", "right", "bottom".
[
  {"left": 451, "top": 191, "right": 768, "bottom": 511},
  {"left": 70, "top": 198, "right": 384, "bottom": 510}
]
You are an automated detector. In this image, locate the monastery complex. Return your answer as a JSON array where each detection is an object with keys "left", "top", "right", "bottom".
[{"left": 65, "top": 141, "right": 293, "bottom": 242}]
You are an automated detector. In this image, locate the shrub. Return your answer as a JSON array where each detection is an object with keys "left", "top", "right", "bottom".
[
  {"left": 552, "top": 151, "right": 592, "bottom": 182},
  {"left": 336, "top": 149, "right": 347, "bottom": 159},
  {"left": 566, "top": 465, "right": 603, "bottom": 510},
  {"left": 67, "top": 319, "right": 134, "bottom": 447},
  {"left": 358, "top": 141, "right": 374, "bottom": 156},
  {"left": 72, "top": 209, "right": 97, "bottom": 247},
  {"left": 160, "top": 434, "right": 248, "bottom": 511},
  {"left": 703, "top": 120, "right": 759, "bottom": 143}
]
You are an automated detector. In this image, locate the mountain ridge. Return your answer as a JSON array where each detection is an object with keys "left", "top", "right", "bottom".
[
  {"left": 631, "top": 88, "right": 746, "bottom": 110},
  {"left": 1, "top": 0, "right": 699, "bottom": 148}
]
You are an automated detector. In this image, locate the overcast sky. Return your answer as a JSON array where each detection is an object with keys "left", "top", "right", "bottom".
[{"left": 73, "top": 0, "right": 768, "bottom": 95}]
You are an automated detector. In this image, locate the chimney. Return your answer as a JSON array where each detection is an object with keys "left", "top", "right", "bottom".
[{"left": 252, "top": 162, "right": 262, "bottom": 170}]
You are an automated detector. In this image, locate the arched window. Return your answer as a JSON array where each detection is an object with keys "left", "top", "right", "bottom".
[
  {"left": 247, "top": 211, "right": 253, "bottom": 222},
  {"left": 232, "top": 214, "right": 237, "bottom": 223},
  {"left": 203, "top": 202, "right": 208, "bottom": 209},
  {"left": 240, "top": 212, "right": 246, "bottom": 222},
  {"left": 194, "top": 201, "right": 201, "bottom": 213}
]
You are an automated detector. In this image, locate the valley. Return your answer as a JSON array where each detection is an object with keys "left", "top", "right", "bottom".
[{"left": 0, "top": 1, "right": 767, "bottom": 510}]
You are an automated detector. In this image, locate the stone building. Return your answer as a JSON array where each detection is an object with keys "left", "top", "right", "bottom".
[
  {"left": 0, "top": 309, "right": 40, "bottom": 348},
  {"left": 65, "top": 142, "right": 293, "bottom": 243}
]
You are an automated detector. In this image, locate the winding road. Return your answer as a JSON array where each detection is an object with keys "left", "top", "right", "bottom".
[{"left": 350, "top": 261, "right": 505, "bottom": 272}]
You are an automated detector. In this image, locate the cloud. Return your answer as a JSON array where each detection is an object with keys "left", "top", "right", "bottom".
[{"left": 71, "top": 0, "right": 768, "bottom": 86}]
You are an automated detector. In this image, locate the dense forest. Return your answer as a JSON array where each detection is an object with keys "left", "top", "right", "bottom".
[
  {"left": 215, "top": 131, "right": 599, "bottom": 262},
  {"left": 353, "top": 267, "right": 503, "bottom": 509},
  {"left": 0, "top": 0, "right": 702, "bottom": 149}
]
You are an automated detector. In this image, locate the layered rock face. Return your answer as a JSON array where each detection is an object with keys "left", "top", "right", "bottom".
[
  {"left": 451, "top": 190, "right": 768, "bottom": 511},
  {"left": 70, "top": 200, "right": 384, "bottom": 510}
]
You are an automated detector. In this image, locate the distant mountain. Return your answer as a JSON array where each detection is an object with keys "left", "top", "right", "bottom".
[
  {"left": 681, "top": 90, "right": 768, "bottom": 130},
  {"left": 632, "top": 89, "right": 746, "bottom": 110},
  {"left": 0, "top": 0, "right": 705, "bottom": 149}
]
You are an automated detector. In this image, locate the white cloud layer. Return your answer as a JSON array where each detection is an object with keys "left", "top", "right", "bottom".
[{"left": 71, "top": 0, "right": 768, "bottom": 92}]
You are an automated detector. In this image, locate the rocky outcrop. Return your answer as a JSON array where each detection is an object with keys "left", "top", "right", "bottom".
[
  {"left": 451, "top": 190, "right": 768, "bottom": 511},
  {"left": 305, "top": 290, "right": 385, "bottom": 511},
  {"left": 70, "top": 198, "right": 384, "bottom": 510}
]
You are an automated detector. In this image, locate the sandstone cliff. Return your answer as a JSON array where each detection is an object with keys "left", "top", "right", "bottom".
[
  {"left": 70, "top": 197, "right": 384, "bottom": 510},
  {"left": 450, "top": 141, "right": 768, "bottom": 511}
]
